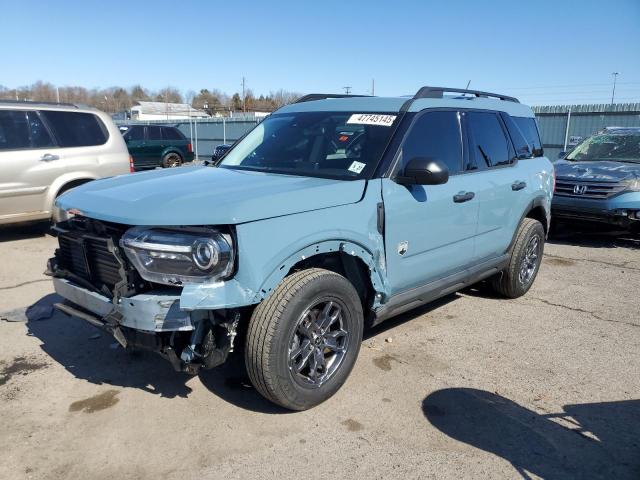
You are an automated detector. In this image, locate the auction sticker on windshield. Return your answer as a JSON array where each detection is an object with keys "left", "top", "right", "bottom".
[
  {"left": 347, "top": 114, "right": 396, "bottom": 127},
  {"left": 348, "top": 161, "right": 366, "bottom": 174}
]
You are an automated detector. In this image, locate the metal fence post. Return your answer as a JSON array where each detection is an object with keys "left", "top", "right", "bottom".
[
  {"left": 563, "top": 107, "right": 572, "bottom": 152},
  {"left": 194, "top": 117, "right": 199, "bottom": 160},
  {"left": 223, "top": 117, "right": 226, "bottom": 144}
]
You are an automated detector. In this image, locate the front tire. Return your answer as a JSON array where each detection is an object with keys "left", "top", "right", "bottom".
[
  {"left": 245, "top": 268, "right": 364, "bottom": 411},
  {"left": 491, "top": 218, "right": 545, "bottom": 298}
]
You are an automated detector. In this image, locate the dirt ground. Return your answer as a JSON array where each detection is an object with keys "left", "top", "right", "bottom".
[{"left": 0, "top": 223, "right": 638, "bottom": 480}]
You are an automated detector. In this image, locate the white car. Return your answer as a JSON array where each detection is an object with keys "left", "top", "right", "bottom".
[{"left": 0, "top": 101, "right": 131, "bottom": 225}]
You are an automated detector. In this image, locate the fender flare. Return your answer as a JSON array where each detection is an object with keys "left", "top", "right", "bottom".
[
  {"left": 505, "top": 195, "right": 550, "bottom": 253},
  {"left": 255, "top": 239, "right": 387, "bottom": 304}
]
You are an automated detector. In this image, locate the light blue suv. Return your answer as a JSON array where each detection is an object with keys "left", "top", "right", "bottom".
[{"left": 48, "top": 87, "right": 554, "bottom": 410}]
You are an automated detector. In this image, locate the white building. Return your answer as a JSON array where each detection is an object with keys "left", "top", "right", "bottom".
[{"left": 130, "top": 101, "right": 209, "bottom": 121}]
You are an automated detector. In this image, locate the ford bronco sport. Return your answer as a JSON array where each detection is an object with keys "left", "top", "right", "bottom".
[{"left": 48, "top": 87, "right": 553, "bottom": 410}]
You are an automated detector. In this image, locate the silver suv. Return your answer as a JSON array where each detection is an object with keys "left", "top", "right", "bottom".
[{"left": 0, "top": 101, "right": 130, "bottom": 225}]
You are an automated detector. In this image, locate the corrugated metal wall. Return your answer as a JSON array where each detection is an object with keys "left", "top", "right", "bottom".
[{"left": 533, "top": 103, "right": 640, "bottom": 160}]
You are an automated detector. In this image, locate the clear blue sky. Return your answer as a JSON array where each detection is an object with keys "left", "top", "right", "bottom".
[{"left": 2, "top": 0, "right": 639, "bottom": 105}]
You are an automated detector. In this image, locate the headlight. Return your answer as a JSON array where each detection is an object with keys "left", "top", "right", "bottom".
[
  {"left": 121, "top": 227, "right": 234, "bottom": 286},
  {"left": 622, "top": 178, "right": 640, "bottom": 192}
]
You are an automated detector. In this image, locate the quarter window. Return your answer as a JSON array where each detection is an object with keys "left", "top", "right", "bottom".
[
  {"left": 467, "top": 112, "right": 511, "bottom": 167},
  {"left": 401, "top": 111, "right": 463, "bottom": 175},
  {"left": 501, "top": 113, "right": 531, "bottom": 159},
  {"left": 40, "top": 111, "right": 108, "bottom": 147},
  {"left": 513, "top": 117, "right": 543, "bottom": 156},
  {"left": 161, "top": 127, "right": 183, "bottom": 140}
]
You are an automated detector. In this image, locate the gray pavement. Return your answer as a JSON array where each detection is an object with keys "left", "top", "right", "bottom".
[{"left": 0, "top": 224, "right": 638, "bottom": 480}]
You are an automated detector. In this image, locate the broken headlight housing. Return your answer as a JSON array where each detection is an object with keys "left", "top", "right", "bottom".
[
  {"left": 622, "top": 178, "right": 640, "bottom": 192},
  {"left": 121, "top": 227, "right": 234, "bottom": 286}
]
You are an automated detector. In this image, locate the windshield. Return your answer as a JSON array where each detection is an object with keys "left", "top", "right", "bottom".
[
  {"left": 566, "top": 132, "right": 640, "bottom": 163},
  {"left": 218, "top": 111, "right": 399, "bottom": 179}
]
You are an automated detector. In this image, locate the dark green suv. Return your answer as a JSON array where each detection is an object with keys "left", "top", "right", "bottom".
[{"left": 121, "top": 124, "right": 194, "bottom": 170}]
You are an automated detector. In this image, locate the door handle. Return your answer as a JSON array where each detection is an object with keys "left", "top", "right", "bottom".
[
  {"left": 40, "top": 153, "right": 60, "bottom": 162},
  {"left": 453, "top": 191, "right": 475, "bottom": 203},
  {"left": 511, "top": 181, "right": 527, "bottom": 191}
]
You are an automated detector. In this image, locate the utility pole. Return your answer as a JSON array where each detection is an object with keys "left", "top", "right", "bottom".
[
  {"left": 343, "top": 86, "right": 352, "bottom": 95},
  {"left": 371, "top": 79, "right": 375, "bottom": 96},
  {"left": 611, "top": 72, "right": 620, "bottom": 105},
  {"left": 56, "top": 87, "right": 60, "bottom": 103},
  {"left": 242, "top": 77, "right": 246, "bottom": 113}
]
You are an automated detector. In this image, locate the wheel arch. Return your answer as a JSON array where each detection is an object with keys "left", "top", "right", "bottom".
[
  {"left": 257, "top": 240, "right": 386, "bottom": 314},
  {"left": 506, "top": 196, "right": 550, "bottom": 253}
]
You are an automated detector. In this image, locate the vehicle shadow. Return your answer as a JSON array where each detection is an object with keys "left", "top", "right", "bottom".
[
  {"left": 25, "top": 293, "right": 289, "bottom": 412},
  {"left": 0, "top": 222, "right": 51, "bottom": 243},
  {"left": 422, "top": 388, "right": 640, "bottom": 479},
  {"left": 548, "top": 224, "right": 640, "bottom": 250}
]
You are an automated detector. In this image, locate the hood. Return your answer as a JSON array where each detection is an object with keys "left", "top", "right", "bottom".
[
  {"left": 57, "top": 166, "right": 367, "bottom": 225},
  {"left": 554, "top": 160, "right": 640, "bottom": 182}
]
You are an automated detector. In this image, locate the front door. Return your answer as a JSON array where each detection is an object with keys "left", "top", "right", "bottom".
[
  {"left": 0, "top": 109, "right": 60, "bottom": 219},
  {"left": 382, "top": 110, "right": 479, "bottom": 296}
]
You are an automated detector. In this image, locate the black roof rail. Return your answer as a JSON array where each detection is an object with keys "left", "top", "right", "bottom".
[
  {"left": 413, "top": 86, "right": 519, "bottom": 103},
  {"left": 294, "top": 93, "right": 371, "bottom": 103},
  {"left": 0, "top": 99, "right": 80, "bottom": 108}
]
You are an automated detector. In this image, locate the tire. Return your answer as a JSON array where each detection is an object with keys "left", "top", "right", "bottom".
[
  {"left": 162, "top": 152, "right": 183, "bottom": 168},
  {"left": 490, "top": 218, "right": 545, "bottom": 298},
  {"left": 245, "top": 268, "right": 364, "bottom": 411}
]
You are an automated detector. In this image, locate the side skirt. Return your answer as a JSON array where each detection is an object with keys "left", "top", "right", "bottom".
[{"left": 371, "top": 254, "right": 509, "bottom": 326}]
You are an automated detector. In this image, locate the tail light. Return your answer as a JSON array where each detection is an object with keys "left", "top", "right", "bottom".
[
  {"left": 129, "top": 155, "right": 135, "bottom": 173},
  {"left": 187, "top": 143, "right": 193, "bottom": 153}
]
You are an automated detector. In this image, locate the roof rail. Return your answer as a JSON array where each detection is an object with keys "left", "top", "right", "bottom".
[
  {"left": 0, "top": 99, "right": 80, "bottom": 108},
  {"left": 294, "top": 93, "right": 371, "bottom": 103},
  {"left": 413, "top": 86, "right": 519, "bottom": 103}
]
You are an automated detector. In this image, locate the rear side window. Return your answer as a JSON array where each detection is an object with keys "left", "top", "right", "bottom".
[
  {"left": 161, "top": 127, "right": 183, "bottom": 140},
  {"left": 27, "top": 112, "right": 55, "bottom": 148},
  {"left": 513, "top": 117, "right": 543, "bottom": 156},
  {"left": 40, "top": 111, "right": 108, "bottom": 147},
  {"left": 467, "top": 112, "right": 511, "bottom": 167},
  {"left": 147, "top": 126, "right": 162, "bottom": 140},
  {"left": 501, "top": 113, "right": 531, "bottom": 159},
  {"left": 401, "top": 111, "right": 463, "bottom": 175},
  {"left": 123, "top": 126, "right": 144, "bottom": 141},
  {"left": 0, "top": 110, "right": 55, "bottom": 150}
]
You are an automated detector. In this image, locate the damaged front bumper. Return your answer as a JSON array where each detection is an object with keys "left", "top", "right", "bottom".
[{"left": 51, "top": 277, "right": 240, "bottom": 374}]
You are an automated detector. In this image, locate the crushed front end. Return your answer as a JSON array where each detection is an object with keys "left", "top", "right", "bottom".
[{"left": 47, "top": 216, "right": 241, "bottom": 374}]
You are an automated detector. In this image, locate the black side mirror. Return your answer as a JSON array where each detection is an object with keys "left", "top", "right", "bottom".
[{"left": 396, "top": 157, "right": 449, "bottom": 186}]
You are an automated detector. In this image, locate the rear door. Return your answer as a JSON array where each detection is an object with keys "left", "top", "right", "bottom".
[
  {"left": 465, "top": 111, "right": 532, "bottom": 260},
  {"left": 145, "top": 125, "right": 165, "bottom": 167},
  {"left": 0, "top": 109, "right": 60, "bottom": 219},
  {"left": 382, "top": 110, "right": 480, "bottom": 295}
]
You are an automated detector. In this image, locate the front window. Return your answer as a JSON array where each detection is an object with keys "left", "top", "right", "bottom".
[
  {"left": 218, "top": 111, "right": 399, "bottom": 180},
  {"left": 566, "top": 132, "right": 640, "bottom": 163}
]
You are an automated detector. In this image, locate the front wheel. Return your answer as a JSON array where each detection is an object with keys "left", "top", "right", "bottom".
[
  {"left": 245, "top": 268, "right": 364, "bottom": 411},
  {"left": 490, "top": 218, "right": 545, "bottom": 298}
]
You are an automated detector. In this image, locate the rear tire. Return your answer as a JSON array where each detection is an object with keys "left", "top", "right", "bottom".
[
  {"left": 491, "top": 218, "right": 545, "bottom": 298},
  {"left": 245, "top": 268, "right": 363, "bottom": 411},
  {"left": 162, "top": 152, "right": 183, "bottom": 168}
]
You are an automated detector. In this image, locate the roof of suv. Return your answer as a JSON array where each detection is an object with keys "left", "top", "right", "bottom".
[
  {"left": 0, "top": 100, "right": 98, "bottom": 113},
  {"left": 279, "top": 87, "right": 535, "bottom": 118}
]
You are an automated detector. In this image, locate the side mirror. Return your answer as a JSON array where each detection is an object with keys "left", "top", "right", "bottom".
[
  {"left": 396, "top": 157, "right": 449, "bottom": 186},
  {"left": 557, "top": 151, "right": 566, "bottom": 159}
]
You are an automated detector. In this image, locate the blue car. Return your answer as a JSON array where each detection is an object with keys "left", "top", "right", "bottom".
[
  {"left": 48, "top": 87, "right": 554, "bottom": 410},
  {"left": 553, "top": 127, "right": 640, "bottom": 233}
]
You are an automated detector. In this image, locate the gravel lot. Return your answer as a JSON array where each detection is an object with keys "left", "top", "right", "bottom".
[{"left": 0, "top": 224, "right": 638, "bottom": 480}]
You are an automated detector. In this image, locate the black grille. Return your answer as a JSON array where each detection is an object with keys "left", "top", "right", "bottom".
[
  {"left": 57, "top": 230, "right": 124, "bottom": 291},
  {"left": 555, "top": 179, "right": 626, "bottom": 199}
]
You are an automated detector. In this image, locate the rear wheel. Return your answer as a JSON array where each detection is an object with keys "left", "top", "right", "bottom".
[
  {"left": 491, "top": 218, "right": 545, "bottom": 298},
  {"left": 162, "top": 152, "right": 183, "bottom": 168},
  {"left": 245, "top": 268, "right": 363, "bottom": 411}
]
